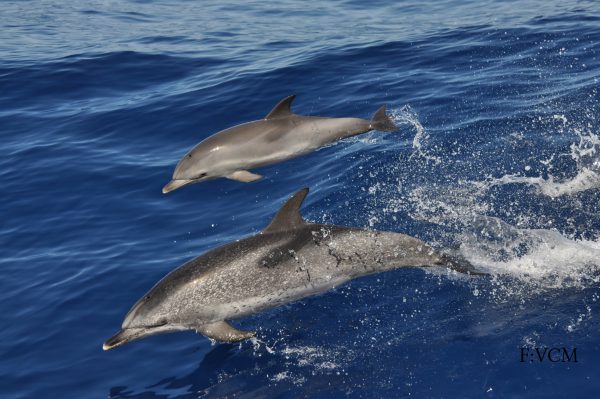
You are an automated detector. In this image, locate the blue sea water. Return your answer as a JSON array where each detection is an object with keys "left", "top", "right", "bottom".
[{"left": 2, "top": 0, "right": 600, "bottom": 397}]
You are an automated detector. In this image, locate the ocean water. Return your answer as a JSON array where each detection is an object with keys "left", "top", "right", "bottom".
[{"left": 2, "top": 0, "right": 600, "bottom": 397}]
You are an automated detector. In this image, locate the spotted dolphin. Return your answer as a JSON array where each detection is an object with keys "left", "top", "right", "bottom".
[
  {"left": 162, "top": 96, "right": 398, "bottom": 193},
  {"left": 104, "top": 188, "right": 484, "bottom": 350}
]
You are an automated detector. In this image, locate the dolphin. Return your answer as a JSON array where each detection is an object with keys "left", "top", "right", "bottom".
[
  {"left": 162, "top": 96, "right": 398, "bottom": 193},
  {"left": 104, "top": 188, "right": 483, "bottom": 350}
]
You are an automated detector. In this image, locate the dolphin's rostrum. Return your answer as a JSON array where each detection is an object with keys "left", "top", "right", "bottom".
[
  {"left": 104, "top": 188, "right": 484, "bottom": 350},
  {"left": 162, "top": 96, "right": 398, "bottom": 193}
]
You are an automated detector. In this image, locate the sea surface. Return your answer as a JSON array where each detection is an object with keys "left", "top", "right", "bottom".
[{"left": 2, "top": 1, "right": 600, "bottom": 398}]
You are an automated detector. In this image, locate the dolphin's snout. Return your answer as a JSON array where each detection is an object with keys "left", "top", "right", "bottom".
[
  {"left": 103, "top": 323, "right": 179, "bottom": 351},
  {"left": 103, "top": 328, "right": 145, "bottom": 351},
  {"left": 162, "top": 179, "right": 192, "bottom": 194},
  {"left": 103, "top": 329, "right": 129, "bottom": 351}
]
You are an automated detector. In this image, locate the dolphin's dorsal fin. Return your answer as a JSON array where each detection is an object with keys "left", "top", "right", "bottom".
[
  {"left": 263, "top": 187, "right": 309, "bottom": 233},
  {"left": 265, "top": 95, "right": 296, "bottom": 120}
]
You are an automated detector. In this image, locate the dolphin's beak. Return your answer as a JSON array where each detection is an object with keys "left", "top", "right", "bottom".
[
  {"left": 103, "top": 324, "right": 183, "bottom": 351},
  {"left": 102, "top": 328, "right": 139, "bottom": 351},
  {"left": 162, "top": 179, "right": 193, "bottom": 194},
  {"left": 103, "top": 328, "right": 147, "bottom": 351}
]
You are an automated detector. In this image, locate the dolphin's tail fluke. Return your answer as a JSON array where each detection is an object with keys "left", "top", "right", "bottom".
[
  {"left": 370, "top": 105, "right": 398, "bottom": 132},
  {"left": 438, "top": 253, "right": 488, "bottom": 276}
]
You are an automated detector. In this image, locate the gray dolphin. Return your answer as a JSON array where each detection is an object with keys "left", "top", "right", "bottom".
[
  {"left": 162, "top": 96, "right": 398, "bottom": 193},
  {"left": 104, "top": 188, "right": 483, "bottom": 350}
]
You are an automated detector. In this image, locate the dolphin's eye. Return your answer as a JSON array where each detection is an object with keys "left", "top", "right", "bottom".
[
  {"left": 194, "top": 172, "right": 207, "bottom": 179},
  {"left": 187, "top": 154, "right": 192, "bottom": 158}
]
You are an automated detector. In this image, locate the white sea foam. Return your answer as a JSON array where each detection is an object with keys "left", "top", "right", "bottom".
[
  {"left": 458, "top": 219, "right": 600, "bottom": 289},
  {"left": 485, "top": 128, "right": 600, "bottom": 198},
  {"left": 483, "top": 168, "right": 600, "bottom": 198},
  {"left": 408, "top": 184, "right": 600, "bottom": 289}
]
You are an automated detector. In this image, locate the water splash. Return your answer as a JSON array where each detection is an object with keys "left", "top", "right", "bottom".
[
  {"left": 458, "top": 217, "right": 600, "bottom": 289},
  {"left": 391, "top": 105, "right": 442, "bottom": 164},
  {"left": 249, "top": 336, "right": 354, "bottom": 385},
  {"left": 486, "top": 121, "right": 600, "bottom": 198},
  {"left": 363, "top": 108, "right": 600, "bottom": 292},
  {"left": 407, "top": 178, "right": 600, "bottom": 288}
]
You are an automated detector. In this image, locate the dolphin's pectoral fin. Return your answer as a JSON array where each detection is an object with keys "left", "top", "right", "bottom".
[
  {"left": 196, "top": 321, "right": 256, "bottom": 343},
  {"left": 226, "top": 170, "right": 264, "bottom": 183}
]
